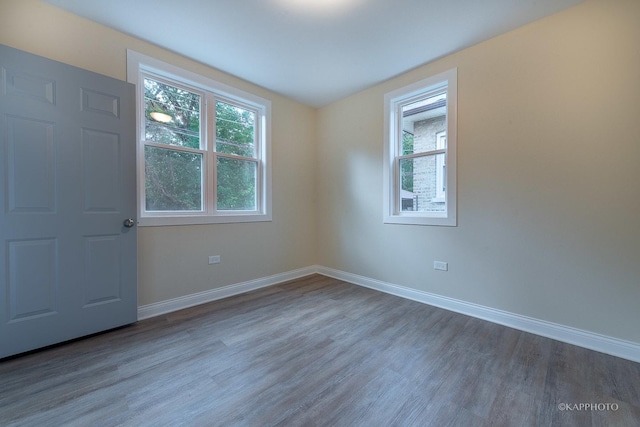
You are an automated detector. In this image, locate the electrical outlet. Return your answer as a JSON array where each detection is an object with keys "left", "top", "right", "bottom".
[
  {"left": 434, "top": 261, "right": 448, "bottom": 271},
  {"left": 208, "top": 255, "right": 221, "bottom": 264}
]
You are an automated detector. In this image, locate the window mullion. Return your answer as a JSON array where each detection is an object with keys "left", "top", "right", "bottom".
[{"left": 206, "top": 92, "right": 216, "bottom": 214}]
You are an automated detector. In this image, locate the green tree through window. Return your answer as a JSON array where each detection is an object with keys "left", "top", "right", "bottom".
[
  {"left": 215, "top": 101, "right": 257, "bottom": 210},
  {"left": 143, "top": 78, "right": 259, "bottom": 212},
  {"left": 401, "top": 130, "right": 414, "bottom": 192},
  {"left": 144, "top": 78, "right": 202, "bottom": 211}
]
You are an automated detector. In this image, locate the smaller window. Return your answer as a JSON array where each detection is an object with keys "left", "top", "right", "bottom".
[{"left": 383, "top": 68, "right": 457, "bottom": 226}]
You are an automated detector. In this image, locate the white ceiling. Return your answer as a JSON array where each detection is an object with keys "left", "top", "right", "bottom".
[{"left": 45, "top": 0, "right": 583, "bottom": 107}]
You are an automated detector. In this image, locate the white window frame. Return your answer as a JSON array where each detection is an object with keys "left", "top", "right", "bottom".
[
  {"left": 127, "top": 50, "right": 271, "bottom": 226},
  {"left": 383, "top": 68, "right": 457, "bottom": 226},
  {"left": 432, "top": 131, "right": 447, "bottom": 203}
]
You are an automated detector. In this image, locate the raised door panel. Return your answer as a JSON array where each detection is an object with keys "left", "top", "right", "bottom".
[
  {"left": 82, "top": 128, "right": 120, "bottom": 213},
  {"left": 6, "top": 116, "right": 56, "bottom": 213},
  {"left": 7, "top": 239, "right": 59, "bottom": 322},
  {"left": 83, "top": 235, "right": 121, "bottom": 307}
]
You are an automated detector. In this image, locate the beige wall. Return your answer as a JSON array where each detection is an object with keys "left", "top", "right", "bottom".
[
  {"left": 317, "top": 0, "right": 640, "bottom": 344},
  {"left": 2, "top": 0, "right": 638, "bottom": 345},
  {"left": 0, "top": 0, "right": 318, "bottom": 305}
]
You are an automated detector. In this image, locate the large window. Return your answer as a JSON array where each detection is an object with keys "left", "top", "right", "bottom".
[
  {"left": 383, "top": 68, "right": 457, "bottom": 226},
  {"left": 127, "top": 51, "right": 271, "bottom": 226}
]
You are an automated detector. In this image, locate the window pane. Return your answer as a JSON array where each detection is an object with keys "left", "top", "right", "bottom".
[
  {"left": 401, "top": 92, "right": 446, "bottom": 155},
  {"left": 145, "top": 146, "right": 202, "bottom": 211},
  {"left": 216, "top": 101, "right": 255, "bottom": 157},
  {"left": 399, "top": 153, "right": 446, "bottom": 213},
  {"left": 217, "top": 157, "right": 257, "bottom": 211},
  {"left": 144, "top": 78, "right": 201, "bottom": 149}
]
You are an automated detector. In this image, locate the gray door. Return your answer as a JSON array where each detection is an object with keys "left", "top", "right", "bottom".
[{"left": 0, "top": 45, "right": 137, "bottom": 359}]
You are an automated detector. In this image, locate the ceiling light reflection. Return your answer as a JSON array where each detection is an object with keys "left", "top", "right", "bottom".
[
  {"left": 150, "top": 111, "right": 173, "bottom": 123},
  {"left": 274, "top": 0, "right": 364, "bottom": 14}
]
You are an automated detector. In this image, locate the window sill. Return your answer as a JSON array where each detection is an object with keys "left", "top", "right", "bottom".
[
  {"left": 383, "top": 213, "right": 456, "bottom": 227},
  {"left": 138, "top": 213, "right": 272, "bottom": 227}
]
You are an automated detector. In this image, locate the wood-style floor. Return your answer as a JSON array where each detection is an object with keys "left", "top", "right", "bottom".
[{"left": 1, "top": 274, "right": 639, "bottom": 426}]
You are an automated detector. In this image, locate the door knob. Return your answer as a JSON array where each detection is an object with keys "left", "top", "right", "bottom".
[{"left": 123, "top": 218, "right": 136, "bottom": 228}]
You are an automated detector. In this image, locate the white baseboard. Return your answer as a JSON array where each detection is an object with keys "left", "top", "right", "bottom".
[
  {"left": 137, "top": 266, "right": 318, "bottom": 321},
  {"left": 137, "top": 264, "right": 640, "bottom": 363},
  {"left": 316, "top": 266, "right": 640, "bottom": 363}
]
